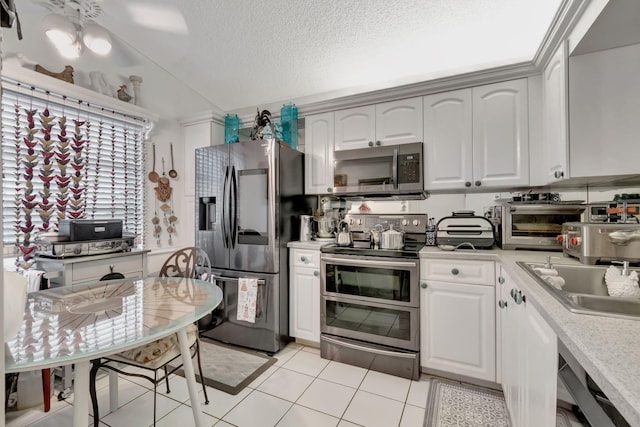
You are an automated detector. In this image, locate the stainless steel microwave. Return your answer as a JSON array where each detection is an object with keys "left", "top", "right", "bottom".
[{"left": 332, "top": 142, "right": 426, "bottom": 199}]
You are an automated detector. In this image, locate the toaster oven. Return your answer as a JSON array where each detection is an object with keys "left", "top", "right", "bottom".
[{"left": 487, "top": 202, "right": 585, "bottom": 250}]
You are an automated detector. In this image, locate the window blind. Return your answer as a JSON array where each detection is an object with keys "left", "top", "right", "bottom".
[{"left": 1, "top": 81, "right": 145, "bottom": 263}]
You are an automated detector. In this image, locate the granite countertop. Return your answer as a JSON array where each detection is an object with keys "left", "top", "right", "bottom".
[{"left": 419, "top": 246, "right": 640, "bottom": 426}]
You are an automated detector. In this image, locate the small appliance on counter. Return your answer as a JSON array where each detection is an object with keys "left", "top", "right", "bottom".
[
  {"left": 585, "top": 194, "right": 640, "bottom": 223},
  {"left": 436, "top": 211, "right": 495, "bottom": 249},
  {"left": 35, "top": 219, "right": 135, "bottom": 258},
  {"left": 486, "top": 199, "right": 585, "bottom": 250},
  {"left": 299, "top": 215, "right": 314, "bottom": 242},
  {"left": 559, "top": 222, "right": 640, "bottom": 265}
]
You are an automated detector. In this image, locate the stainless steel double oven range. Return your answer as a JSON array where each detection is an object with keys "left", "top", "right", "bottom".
[{"left": 320, "top": 214, "right": 427, "bottom": 380}]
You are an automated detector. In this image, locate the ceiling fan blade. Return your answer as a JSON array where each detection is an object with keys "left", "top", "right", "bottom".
[{"left": 100, "top": 0, "right": 188, "bottom": 35}]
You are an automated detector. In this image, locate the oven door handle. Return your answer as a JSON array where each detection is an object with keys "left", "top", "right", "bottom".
[
  {"left": 321, "top": 256, "right": 417, "bottom": 268},
  {"left": 322, "top": 335, "right": 416, "bottom": 359}
]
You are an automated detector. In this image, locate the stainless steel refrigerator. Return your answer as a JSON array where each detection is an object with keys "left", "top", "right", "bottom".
[{"left": 195, "top": 139, "right": 314, "bottom": 353}]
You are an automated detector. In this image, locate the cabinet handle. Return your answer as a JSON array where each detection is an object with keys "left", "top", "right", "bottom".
[
  {"left": 368, "top": 141, "right": 374, "bottom": 147},
  {"left": 511, "top": 289, "right": 525, "bottom": 305},
  {"left": 327, "top": 187, "right": 332, "bottom": 193},
  {"left": 498, "top": 276, "right": 505, "bottom": 284},
  {"left": 465, "top": 181, "right": 471, "bottom": 187},
  {"left": 420, "top": 282, "right": 427, "bottom": 289},
  {"left": 554, "top": 170, "right": 564, "bottom": 179},
  {"left": 314, "top": 271, "right": 319, "bottom": 277},
  {"left": 300, "top": 256, "right": 307, "bottom": 262},
  {"left": 451, "top": 268, "right": 459, "bottom": 275},
  {"left": 475, "top": 180, "right": 482, "bottom": 187},
  {"left": 510, "top": 288, "right": 518, "bottom": 299},
  {"left": 498, "top": 300, "right": 507, "bottom": 309},
  {"left": 375, "top": 140, "right": 381, "bottom": 146}
]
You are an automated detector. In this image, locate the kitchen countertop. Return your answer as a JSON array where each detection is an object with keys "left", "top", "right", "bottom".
[
  {"left": 287, "top": 240, "right": 334, "bottom": 250},
  {"left": 419, "top": 246, "right": 640, "bottom": 426}
]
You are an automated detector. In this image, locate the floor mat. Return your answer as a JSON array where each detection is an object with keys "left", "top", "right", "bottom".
[
  {"left": 171, "top": 338, "right": 276, "bottom": 395},
  {"left": 424, "top": 377, "right": 575, "bottom": 427}
]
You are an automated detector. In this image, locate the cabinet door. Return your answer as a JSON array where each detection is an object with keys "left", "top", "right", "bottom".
[
  {"left": 543, "top": 41, "right": 569, "bottom": 183},
  {"left": 423, "top": 89, "right": 473, "bottom": 190},
  {"left": 472, "top": 79, "right": 529, "bottom": 188},
  {"left": 498, "top": 267, "right": 523, "bottom": 425},
  {"left": 375, "top": 97, "right": 423, "bottom": 146},
  {"left": 421, "top": 280, "right": 496, "bottom": 382},
  {"left": 334, "top": 105, "right": 376, "bottom": 150},
  {"left": 304, "top": 112, "right": 335, "bottom": 195},
  {"left": 522, "top": 302, "right": 557, "bottom": 427},
  {"left": 289, "top": 250, "right": 321, "bottom": 343},
  {"left": 182, "top": 120, "right": 215, "bottom": 196},
  {"left": 569, "top": 43, "right": 640, "bottom": 177},
  {"left": 499, "top": 265, "right": 557, "bottom": 427}
]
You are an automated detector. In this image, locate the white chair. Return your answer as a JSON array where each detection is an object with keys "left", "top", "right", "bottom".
[{"left": 4, "top": 270, "right": 52, "bottom": 413}]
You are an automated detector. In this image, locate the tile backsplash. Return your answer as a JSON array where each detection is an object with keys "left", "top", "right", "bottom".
[{"left": 346, "top": 186, "right": 640, "bottom": 222}]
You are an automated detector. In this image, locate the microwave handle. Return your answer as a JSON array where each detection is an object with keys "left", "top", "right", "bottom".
[{"left": 392, "top": 148, "right": 398, "bottom": 189}]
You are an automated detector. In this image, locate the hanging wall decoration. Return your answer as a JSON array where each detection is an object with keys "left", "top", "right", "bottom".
[
  {"left": 19, "top": 88, "right": 38, "bottom": 269},
  {"left": 55, "top": 97, "right": 70, "bottom": 222}
]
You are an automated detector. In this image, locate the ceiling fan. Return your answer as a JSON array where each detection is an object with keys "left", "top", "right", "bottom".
[{"left": 33, "top": 0, "right": 188, "bottom": 66}]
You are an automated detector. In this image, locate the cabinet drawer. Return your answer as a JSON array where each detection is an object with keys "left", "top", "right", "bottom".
[
  {"left": 291, "top": 249, "right": 320, "bottom": 269},
  {"left": 71, "top": 254, "right": 144, "bottom": 282},
  {"left": 421, "top": 259, "right": 495, "bottom": 285}
]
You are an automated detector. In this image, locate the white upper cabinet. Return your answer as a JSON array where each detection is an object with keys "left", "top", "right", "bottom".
[
  {"left": 543, "top": 41, "right": 569, "bottom": 183},
  {"left": 569, "top": 42, "right": 640, "bottom": 178},
  {"left": 334, "top": 98, "right": 423, "bottom": 150},
  {"left": 472, "top": 79, "right": 530, "bottom": 189},
  {"left": 304, "top": 112, "right": 335, "bottom": 195},
  {"left": 423, "top": 89, "right": 473, "bottom": 190},
  {"left": 424, "top": 79, "right": 529, "bottom": 190},
  {"left": 182, "top": 120, "right": 215, "bottom": 196},
  {"left": 334, "top": 105, "right": 376, "bottom": 151},
  {"left": 375, "top": 97, "right": 424, "bottom": 145}
]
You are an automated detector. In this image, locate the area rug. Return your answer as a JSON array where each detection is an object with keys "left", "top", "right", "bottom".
[
  {"left": 423, "top": 378, "right": 574, "bottom": 427},
  {"left": 171, "top": 338, "right": 276, "bottom": 395}
]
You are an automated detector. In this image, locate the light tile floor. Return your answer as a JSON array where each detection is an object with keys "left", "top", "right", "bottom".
[{"left": 5, "top": 342, "right": 585, "bottom": 427}]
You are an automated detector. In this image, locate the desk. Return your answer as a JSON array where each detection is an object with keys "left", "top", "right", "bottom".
[{"left": 5, "top": 277, "right": 222, "bottom": 427}]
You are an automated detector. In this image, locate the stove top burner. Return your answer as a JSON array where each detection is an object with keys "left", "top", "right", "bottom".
[{"left": 321, "top": 242, "right": 424, "bottom": 259}]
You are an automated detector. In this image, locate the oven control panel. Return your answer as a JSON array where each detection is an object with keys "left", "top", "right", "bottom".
[{"left": 343, "top": 214, "right": 428, "bottom": 234}]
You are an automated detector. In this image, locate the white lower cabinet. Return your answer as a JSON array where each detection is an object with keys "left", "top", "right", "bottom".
[
  {"left": 289, "top": 248, "right": 321, "bottom": 343},
  {"left": 497, "top": 265, "right": 557, "bottom": 427},
  {"left": 420, "top": 259, "right": 496, "bottom": 382}
]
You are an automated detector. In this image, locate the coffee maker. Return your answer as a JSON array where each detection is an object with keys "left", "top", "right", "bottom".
[{"left": 300, "top": 215, "right": 314, "bottom": 242}]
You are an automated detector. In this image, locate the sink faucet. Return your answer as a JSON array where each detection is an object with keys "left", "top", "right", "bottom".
[
  {"left": 612, "top": 260, "right": 631, "bottom": 276},
  {"left": 545, "top": 256, "right": 560, "bottom": 269}
]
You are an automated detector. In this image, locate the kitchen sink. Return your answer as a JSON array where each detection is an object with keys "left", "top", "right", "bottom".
[{"left": 517, "top": 261, "right": 640, "bottom": 320}]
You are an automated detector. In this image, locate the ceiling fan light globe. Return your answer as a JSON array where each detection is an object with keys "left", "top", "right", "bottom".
[
  {"left": 83, "top": 23, "right": 112, "bottom": 55},
  {"left": 42, "top": 13, "right": 76, "bottom": 46},
  {"left": 57, "top": 41, "right": 82, "bottom": 59}
]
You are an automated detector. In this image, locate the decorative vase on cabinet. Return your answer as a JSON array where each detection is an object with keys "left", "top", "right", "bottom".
[
  {"left": 280, "top": 103, "right": 298, "bottom": 150},
  {"left": 224, "top": 114, "right": 239, "bottom": 144}
]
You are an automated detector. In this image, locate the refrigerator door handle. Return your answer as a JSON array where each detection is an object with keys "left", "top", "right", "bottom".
[
  {"left": 230, "top": 165, "right": 238, "bottom": 248},
  {"left": 222, "top": 165, "right": 230, "bottom": 248},
  {"left": 211, "top": 274, "right": 266, "bottom": 285}
]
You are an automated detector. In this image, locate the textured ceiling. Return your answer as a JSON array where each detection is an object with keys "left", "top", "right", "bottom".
[{"left": 4, "top": 0, "right": 562, "bottom": 119}]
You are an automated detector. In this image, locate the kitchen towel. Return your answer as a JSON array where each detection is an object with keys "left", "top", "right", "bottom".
[
  {"left": 23, "top": 270, "right": 44, "bottom": 293},
  {"left": 237, "top": 277, "right": 258, "bottom": 323},
  {"left": 542, "top": 275, "right": 566, "bottom": 290},
  {"left": 533, "top": 267, "right": 558, "bottom": 276}
]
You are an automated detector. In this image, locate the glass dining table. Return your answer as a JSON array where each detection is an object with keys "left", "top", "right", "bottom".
[{"left": 5, "top": 276, "right": 223, "bottom": 427}]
